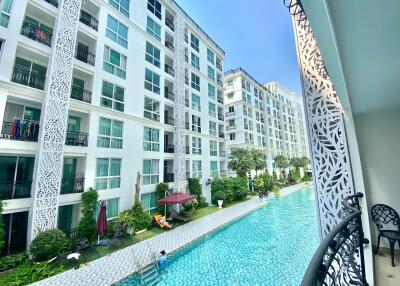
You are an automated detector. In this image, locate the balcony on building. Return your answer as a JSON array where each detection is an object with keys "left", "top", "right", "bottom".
[
  {"left": 185, "top": 112, "right": 189, "bottom": 130},
  {"left": 184, "top": 28, "right": 188, "bottom": 43},
  {"left": 218, "top": 124, "right": 225, "bottom": 138},
  {"left": 11, "top": 48, "right": 48, "bottom": 90},
  {"left": 0, "top": 155, "right": 34, "bottom": 200},
  {"left": 75, "top": 31, "right": 96, "bottom": 66},
  {"left": 185, "top": 69, "right": 189, "bottom": 85},
  {"left": 226, "top": 124, "right": 236, "bottom": 131},
  {"left": 57, "top": 204, "right": 81, "bottom": 239},
  {"left": 225, "top": 110, "right": 235, "bottom": 117},
  {"left": 217, "top": 74, "right": 223, "bottom": 87},
  {"left": 164, "top": 131, "right": 174, "bottom": 153},
  {"left": 20, "top": 4, "right": 55, "bottom": 47},
  {"left": 1, "top": 101, "right": 41, "bottom": 142},
  {"left": 165, "top": 10, "right": 175, "bottom": 32},
  {"left": 165, "top": 55, "right": 175, "bottom": 77},
  {"left": 216, "top": 57, "right": 223, "bottom": 72},
  {"left": 185, "top": 90, "right": 189, "bottom": 107},
  {"left": 60, "top": 157, "right": 85, "bottom": 194},
  {"left": 219, "top": 161, "right": 227, "bottom": 177},
  {"left": 165, "top": 32, "right": 174, "bottom": 53},
  {"left": 163, "top": 160, "right": 174, "bottom": 183},
  {"left": 185, "top": 160, "right": 190, "bottom": 180},
  {"left": 184, "top": 48, "right": 189, "bottom": 63},
  {"left": 185, "top": 135, "right": 190, "bottom": 154},
  {"left": 43, "top": 0, "right": 58, "bottom": 8},
  {"left": 79, "top": 2, "right": 99, "bottom": 31},
  {"left": 217, "top": 107, "right": 224, "bottom": 121},
  {"left": 164, "top": 79, "right": 174, "bottom": 101},
  {"left": 65, "top": 113, "right": 89, "bottom": 147},
  {"left": 164, "top": 105, "right": 174, "bottom": 126},
  {"left": 71, "top": 69, "right": 93, "bottom": 103},
  {"left": 217, "top": 91, "right": 224, "bottom": 104},
  {"left": 219, "top": 143, "right": 225, "bottom": 158}
]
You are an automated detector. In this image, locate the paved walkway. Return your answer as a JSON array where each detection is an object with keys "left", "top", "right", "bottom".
[{"left": 33, "top": 197, "right": 266, "bottom": 286}]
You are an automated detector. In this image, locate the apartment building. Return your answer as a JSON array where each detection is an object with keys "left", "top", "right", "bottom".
[
  {"left": 224, "top": 68, "right": 308, "bottom": 174},
  {"left": 0, "top": 0, "right": 225, "bottom": 255}
]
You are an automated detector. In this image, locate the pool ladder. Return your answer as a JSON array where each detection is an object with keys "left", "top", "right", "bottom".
[{"left": 138, "top": 263, "right": 160, "bottom": 286}]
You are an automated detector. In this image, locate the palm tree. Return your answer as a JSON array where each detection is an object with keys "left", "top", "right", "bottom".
[
  {"left": 228, "top": 148, "right": 254, "bottom": 178},
  {"left": 274, "top": 155, "right": 289, "bottom": 178},
  {"left": 250, "top": 148, "right": 266, "bottom": 175}
]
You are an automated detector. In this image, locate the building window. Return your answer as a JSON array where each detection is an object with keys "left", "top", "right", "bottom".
[
  {"left": 192, "top": 115, "right": 201, "bottom": 133},
  {"left": 144, "top": 97, "right": 160, "bottom": 122},
  {"left": 210, "top": 161, "right": 218, "bottom": 178},
  {"left": 109, "top": 0, "right": 129, "bottom": 17},
  {"left": 103, "top": 46, "right": 127, "bottom": 79},
  {"left": 97, "top": 118, "right": 123, "bottom": 149},
  {"left": 145, "top": 42, "right": 160, "bottom": 68},
  {"left": 143, "top": 127, "right": 160, "bottom": 151},
  {"left": 191, "top": 53, "right": 200, "bottom": 70},
  {"left": 208, "top": 84, "right": 215, "bottom": 99},
  {"left": 141, "top": 192, "right": 158, "bottom": 214},
  {"left": 106, "top": 15, "right": 128, "bottom": 48},
  {"left": 208, "top": 102, "right": 216, "bottom": 118},
  {"left": 210, "top": 140, "right": 218, "bottom": 156},
  {"left": 192, "top": 160, "right": 202, "bottom": 179},
  {"left": 143, "top": 159, "right": 159, "bottom": 185},
  {"left": 101, "top": 81, "right": 124, "bottom": 112},
  {"left": 0, "top": 0, "right": 13, "bottom": 28},
  {"left": 209, "top": 121, "right": 217, "bottom": 136},
  {"left": 146, "top": 16, "right": 161, "bottom": 41},
  {"left": 207, "top": 48, "right": 214, "bottom": 64},
  {"left": 147, "top": 0, "right": 161, "bottom": 20},
  {"left": 229, "top": 133, "right": 235, "bottom": 140},
  {"left": 95, "top": 158, "right": 121, "bottom": 190},
  {"left": 227, "top": 92, "right": 234, "bottom": 100},
  {"left": 190, "top": 34, "right": 199, "bottom": 52},
  {"left": 191, "top": 94, "right": 201, "bottom": 111},
  {"left": 96, "top": 198, "right": 119, "bottom": 219},
  {"left": 191, "top": 73, "right": 200, "bottom": 91},
  {"left": 145, "top": 68, "right": 160, "bottom": 94},
  {"left": 192, "top": 137, "right": 202, "bottom": 155},
  {"left": 227, "top": 80, "right": 233, "bottom": 87},
  {"left": 207, "top": 66, "right": 215, "bottom": 81}
]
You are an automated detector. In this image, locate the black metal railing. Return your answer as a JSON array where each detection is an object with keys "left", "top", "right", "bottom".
[
  {"left": 218, "top": 114, "right": 224, "bottom": 121},
  {"left": 216, "top": 62, "right": 222, "bottom": 71},
  {"left": 165, "top": 41, "right": 174, "bottom": 52},
  {"left": 219, "top": 132, "right": 225, "bottom": 138},
  {"left": 75, "top": 46, "right": 95, "bottom": 66},
  {"left": 301, "top": 193, "right": 369, "bottom": 286},
  {"left": 217, "top": 79, "right": 223, "bottom": 86},
  {"left": 184, "top": 34, "right": 188, "bottom": 43},
  {"left": 11, "top": 67, "right": 46, "bottom": 90},
  {"left": 20, "top": 21, "right": 52, "bottom": 47},
  {"left": 185, "top": 76, "right": 189, "bottom": 85},
  {"left": 0, "top": 181, "right": 32, "bottom": 200},
  {"left": 65, "top": 131, "right": 88, "bottom": 146},
  {"left": 62, "top": 227, "right": 78, "bottom": 239},
  {"left": 79, "top": 10, "right": 98, "bottom": 31},
  {"left": 71, "top": 85, "right": 92, "bottom": 103},
  {"left": 163, "top": 173, "right": 174, "bottom": 183},
  {"left": 217, "top": 96, "right": 224, "bottom": 104},
  {"left": 164, "top": 144, "right": 174, "bottom": 153},
  {"left": 1, "top": 120, "right": 39, "bottom": 141},
  {"left": 60, "top": 177, "right": 85, "bottom": 194},
  {"left": 165, "top": 117, "right": 174, "bottom": 126},
  {"left": 44, "top": 0, "right": 58, "bottom": 7},
  {"left": 185, "top": 55, "right": 188, "bottom": 62},
  {"left": 185, "top": 146, "right": 190, "bottom": 154},
  {"left": 165, "top": 64, "right": 174, "bottom": 76},
  {"left": 165, "top": 18, "right": 175, "bottom": 31},
  {"left": 185, "top": 98, "right": 189, "bottom": 107},
  {"left": 164, "top": 87, "right": 174, "bottom": 101},
  {"left": 185, "top": 122, "right": 189, "bottom": 130}
]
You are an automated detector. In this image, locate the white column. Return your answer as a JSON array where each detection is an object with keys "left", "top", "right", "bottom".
[{"left": 28, "top": 0, "right": 82, "bottom": 242}]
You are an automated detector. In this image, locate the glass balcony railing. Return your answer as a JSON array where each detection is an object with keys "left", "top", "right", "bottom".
[
  {"left": 0, "top": 181, "right": 32, "bottom": 200},
  {"left": 165, "top": 41, "right": 174, "bottom": 52},
  {"left": 165, "top": 117, "right": 174, "bottom": 126},
  {"left": 11, "top": 67, "right": 46, "bottom": 90},
  {"left": 71, "top": 85, "right": 92, "bottom": 103},
  {"left": 165, "top": 64, "right": 175, "bottom": 76},
  {"left": 60, "top": 177, "right": 85, "bottom": 194},
  {"left": 79, "top": 10, "right": 98, "bottom": 31},
  {"left": 65, "top": 131, "right": 88, "bottom": 146},
  {"left": 1, "top": 120, "right": 40, "bottom": 141},
  {"left": 165, "top": 18, "right": 175, "bottom": 31},
  {"left": 20, "top": 21, "right": 52, "bottom": 47}
]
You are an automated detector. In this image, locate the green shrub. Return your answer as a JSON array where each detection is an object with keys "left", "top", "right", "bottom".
[
  {"left": 29, "top": 229, "right": 68, "bottom": 262},
  {"left": 156, "top": 183, "right": 169, "bottom": 215},
  {"left": 232, "top": 177, "right": 248, "bottom": 201},
  {"left": 132, "top": 201, "right": 152, "bottom": 231},
  {"left": 77, "top": 188, "right": 98, "bottom": 241},
  {"left": 182, "top": 200, "right": 198, "bottom": 213},
  {"left": 197, "top": 196, "right": 208, "bottom": 208},
  {"left": 273, "top": 188, "right": 281, "bottom": 198},
  {"left": 7, "top": 262, "right": 64, "bottom": 286},
  {"left": 215, "top": 191, "right": 226, "bottom": 201},
  {"left": 0, "top": 200, "right": 4, "bottom": 252},
  {"left": 114, "top": 210, "right": 136, "bottom": 232},
  {"left": 302, "top": 173, "right": 312, "bottom": 182},
  {"left": 0, "top": 252, "right": 28, "bottom": 271},
  {"left": 188, "top": 178, "right": 202, "bottom": 198}
]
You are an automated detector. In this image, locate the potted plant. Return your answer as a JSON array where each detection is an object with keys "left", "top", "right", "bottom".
[{"left": 215, "top": 191, "right": 226, "bottom": 208}]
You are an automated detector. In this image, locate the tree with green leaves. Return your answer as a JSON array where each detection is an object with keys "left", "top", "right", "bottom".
[
  {"left": 77, "top": 188, "right": 98, "bottom": 241},
  {"left": 274, "top": 155, "right": 289, "bottom": 178},
  {"left": 250, "top": 148, "right": 266, "bottom": 175},
  {"left": 290, "top": 157, "right": 302, "bottom": 179},
  {"left": 228, "top": 148, "right": 254, "bottom": 178},
  {"left": 299, "top": 156, "right": 310, "bottom": 173}
]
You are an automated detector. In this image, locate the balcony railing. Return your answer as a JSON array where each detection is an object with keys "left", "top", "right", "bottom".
[
  {"left": 165, "top": 18, "right": 175, "bottom": 31},
  {"left": 44, "top": 0, "right": 58, "bottom": 7},
  {"left": 163, "top": 173, "right": 174, "bottom": 183},
  {"left": 71, "top": 86, "right": 92, "bottom": 103},
  {"left": 219, "top": 151, "right": 226, "bottom": 157},
  {"left": 164, "top": 144, "right": 174, "bottom": 153},
  {"left": 225, "top": 111, "right": 235, "bottom": 117},
  {"left": 185, "top": 146, "right": 190, "bottom": 154},
  {"left": 0, "top": 181, "right": 32, "bottom": 200},
  {"left": 79, "top": 10, "right": 98, "bottom": 31},
  {"left": 219, "top": 132, "right": 225, "bottom": 138},
  {"left": 1, "top": 120, "right": 39, "bottom": 142},
  {"left": 185, "top": 98, "right": 189, "bottom": 107},
  {"left": 65, "top": 131, "right": 88, "bottom": 146},
  {"left": 60, "top": 177, "right": 85, "bottom": 194},
  {"left": 20, "top": 21, "right": 52, "bottom": 47},
  {"left": 217, "top": 79, "right": 223, "bottom": 86},
  {"left": 220, "top": 170, "right": 227, "bottom": 176},
  {"left": 185, "top": 55, "right": 188, "bottom": 62},
  {"left": 11, "top": 67, "right": 46, "bottom": 90},
  {"left": 301, "top": 193, "right": 368, "bottom": 286},
  {"left": 217, "top": 96, "right": 224, "bottom": 104},
  {"left": 185, "top": 122, "right": 189, "bottom": 130},
  {"left": 61, "top": 228, "right": 78, "bottom": 239},
  {"left": 216, "top": 62, "right": 222, "bottom": 71},
  {"left": 165, "top": 41, "right": 174, "bottom": 52},
  {"left": 165, "top": 64, "right": 175, "bottom": 76},
  {"left": 185, "top": 76, "right": 189, "bottom": 85},
  {"left": 75, "top": 46, "right": 95, "bottom": 66},
  {"left": 218, "top": 114, "right": 224, "bottom": 121},
  {"left": 164, "top": 88, "right": 175, "bottom": 101},
  {"left": 184, "top": 34, "right": 188, "bottom": 43},
  {"left": 226, "top": 125, "right": 236, "bottom": 130},
  {"left": 165, "top": 117, "right": 174, "bottom": 126}
]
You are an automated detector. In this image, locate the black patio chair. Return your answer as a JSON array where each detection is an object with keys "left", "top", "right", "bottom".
[
  {"left": 371, "top": 204, "right": 400, "bottom": 267},
  {"left": 112, "top": 227, "right": 133, "bottom": 245},
  {"left": 76, "top": 238, "right": 99, "bottom": 258}
]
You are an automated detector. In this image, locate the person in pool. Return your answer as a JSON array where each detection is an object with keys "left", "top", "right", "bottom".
[{"left": 156, "top": 250, "right": 168, "bottom": 270}]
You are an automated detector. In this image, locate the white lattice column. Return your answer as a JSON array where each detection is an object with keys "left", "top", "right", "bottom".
[
  {"left": 172, "top": 15, "right": 187, "bottom": 193},
  {"left": 290, "top": 1, "right": 355, "bottom": 238},
  {"left": 28, "top": 0, "right": 82, "bottom": 242}
]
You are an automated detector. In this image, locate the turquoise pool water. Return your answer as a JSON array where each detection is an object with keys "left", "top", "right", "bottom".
[{"left": 121, "top": 187, "right": 319, "bottom": 286}]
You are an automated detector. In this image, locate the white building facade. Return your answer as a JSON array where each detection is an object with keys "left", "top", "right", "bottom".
[
  {"left": 0, "top": 0, "right": 226, "bottom": 254},
  {"left": 224, "top": 68, "right": 308, "bottom": 175}
]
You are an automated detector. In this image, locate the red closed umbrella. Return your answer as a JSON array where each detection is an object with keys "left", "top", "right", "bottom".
[
  {"left": 96, "top": 200, "right": 108, "bottom": 244},
  {"left": 157, "top": 193, "right": 197, "bottom": 205}
]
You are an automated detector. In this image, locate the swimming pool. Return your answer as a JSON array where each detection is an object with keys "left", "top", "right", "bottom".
[{"left": 120, "top": 187, "right": 319, "bottom": 286}]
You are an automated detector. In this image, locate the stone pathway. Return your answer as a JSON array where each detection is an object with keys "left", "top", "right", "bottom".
[{"left": 33, "top": 197, "right": 266, "bottom": 286}]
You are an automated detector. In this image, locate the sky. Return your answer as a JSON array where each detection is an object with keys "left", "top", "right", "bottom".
[{"left": 174, "top": 0, "right": 302, "bottom": 94}]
